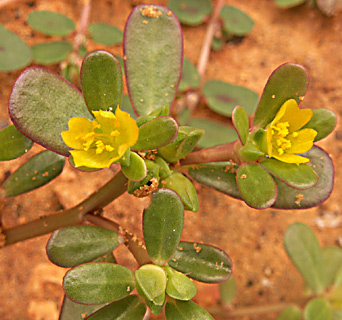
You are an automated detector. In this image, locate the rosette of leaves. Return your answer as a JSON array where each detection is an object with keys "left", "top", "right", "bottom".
[{"left": 185, "top": 63, "right": 336, "bottom": 209}]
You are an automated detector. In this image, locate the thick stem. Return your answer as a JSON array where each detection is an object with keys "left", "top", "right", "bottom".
[
  {"left": 180, "top": 141, "right": 238, "bottom": 166},
  {"left": 2, "top": 170, "right": 128, "bottom": 247},
  {"left": 84, "top": 214, "right": 152, "bottom": 266}
]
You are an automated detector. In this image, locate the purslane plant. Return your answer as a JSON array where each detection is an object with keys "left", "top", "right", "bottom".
[{"left": 0, "top": 4, "right": 337, "bottom": 319}]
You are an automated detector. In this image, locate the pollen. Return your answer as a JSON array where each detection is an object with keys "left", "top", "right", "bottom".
[
  {"left": 95, "top": 140, "right": 105, "bottom": 154},
  {"left": 140, "top": 5, "right": 162, "bottom": 18}
]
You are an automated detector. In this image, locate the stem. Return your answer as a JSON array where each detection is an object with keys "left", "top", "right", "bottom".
[
  {"left": 2, "top": 170, "right": 128, "bottom": 247},
  {"left": 180, "top": 141, "right": 238, "bottom": 166},
  {"left": 84, "top": 214, "right": 152, "bottom": 266}
]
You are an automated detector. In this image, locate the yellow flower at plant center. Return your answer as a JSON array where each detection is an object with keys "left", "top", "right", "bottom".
[
  {"left": 61, "top": 107, "right": 138, "bottom": 168},
  {"left": 266, "top": 99, "right": 317, "bottom": 164}
]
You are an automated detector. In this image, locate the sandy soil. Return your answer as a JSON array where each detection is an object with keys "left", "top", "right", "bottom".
[{"left": 0, "top": 0, "right": 341, "bottom": 319}]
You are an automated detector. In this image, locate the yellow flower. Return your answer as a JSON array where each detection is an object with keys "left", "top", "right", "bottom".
[
  {"left": 61, "top": 107, "right": 138, "bottom": 168},
  {"left": 266, "top": 99, "right": 317, "bottom": 164}
]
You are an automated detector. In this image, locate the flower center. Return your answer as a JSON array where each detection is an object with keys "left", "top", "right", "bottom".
[{"left": 270, "top": 121, "right": 293, "bottom": 156}]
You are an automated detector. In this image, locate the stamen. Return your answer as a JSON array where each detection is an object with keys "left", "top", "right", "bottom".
[
  {"left": 292, "top": 132, "right": 299, "bottom": 138},
  {"left": 111, "top": 130, "right": 120, "bottom": 137},
  {"left": 95, "top": 140, "right": 105, "bottom": 154},
  {"left": 105, "top": 145, "right": 114, "bottom": 152}
]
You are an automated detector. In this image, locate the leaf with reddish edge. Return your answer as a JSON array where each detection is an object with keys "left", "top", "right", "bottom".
[
  {"left": 232, "top": 105, "right": 249, "bottom": 145},
  {"left": 236, "top": 163, "right": 278, "bottom": 209},
  {"left": 9, "top": 67, "right": 92, "bottom": 156},
  {"left": 272, "top": 146, "right": 334, "bottom": 209},
  {"left": 165, "top": 299, "right": 214, "bottom": 320},
  {"left": 124, "top": 5, "right": 183, "bottom": 116},
  {"left": 253, "top": 63, "right": 309, "bottom": 129},
  {"left": 81, "top": 50, "right": 123, "bottom": 113}
]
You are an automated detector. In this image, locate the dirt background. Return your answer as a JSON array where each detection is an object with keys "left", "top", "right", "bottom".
[{"left": 0, "top": 0, "right": 341, "bottom": 319}]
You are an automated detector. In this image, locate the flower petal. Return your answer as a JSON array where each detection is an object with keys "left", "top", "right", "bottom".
[
  {"left": 115, "top": 107, "right": 139, "bottom": 147},
  {"left": 272, "top": 153, "right": 310, "bottom": 164},
  {"left": 287, "top": 128, "right": 317, "bottom": 153},
  {"left": 276, "top": 99, "right": 313, "bottom": 132},
  {"left": 92, "top": 110, "right": 117, "bottom": 134},
  {"left": 70, "top": 149, "right": 121, "bottom": 168},
  {"left": 61, "top": 117, "right": 93, "bottom": 149}
]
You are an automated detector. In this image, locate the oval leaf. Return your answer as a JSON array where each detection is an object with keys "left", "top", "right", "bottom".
[
  {"left": 186, "top": 162, "right": 241, "bottom": 199},
  {"left": 9, "top": 67, "right": 92, "bottom": 155},
  {"left": 88, "top": 23, "right": 123, "bottom": 46},
  {"left": 284, "top": 223, "right": 325, "bottom": 293},
  {"left": 303, "top": 108, "right": 337, "bottom": 142},
  {"left": 219, "top": 276, "right": 237, "bottom": 307},
  {"left": 304, "top": 298, "right": 332, "bottom": 320},
  {"left": 203, "top": 80, "right": 259, "bottom": 117},
  {"left": 275, "top": 0, "right": 306, "bottom": 8},
  {"left": 121, "top": 152, "right": 147, "bottom": 181},
  {"left": 236, "top": 163, "right": 277, "bottom": 209},
  {"left": 0, "top": 24, "right": 31, "bottom": 71},
  {"left": 277, "top": 306, "right": 302, "bottom": 320},
  {"left": 0, "top": 125, "right": 33, "bottom": 161},
  {"left": 63, "top": 263, "right": 135, "bottom": 304},
  {"left": 261, "top": 159, "right": 318, "bottom": 190},
  {"left": 220, "top": 5, "right": 254, "bottom": 36},
  {"left": 160, "top": 172, "right": 199, "bottom": 212},
  {"left": 124, "top": 5, "right": 182, "bottom": 116},
  {"left": 133, "top": 116, "right": 178, "bottom": 151},
  {"left": 46, "top": 226, "right": 123, "bottom": 268},
  {"left": 135, "top": 264, "right": 167, "bottom": 303},
  {"left": 168, "top": 0, "right": 212, "bottom": 26},
  {"left": 178, "top": 57, "right": 201, "bottom": 91},
  {"left": 253, "top": 63, "right": 309, "bottom": 128},
  {"left": 143, "top": 189, "right": 184, "bottom": 265},
  {"left": 81, "top": 50, "right": 123, "bottom": 112},
  {"left": 232, "top": 105, "right": 249, "bottom": 145},
  {"left": 168, "top": 241, "right": 232, "bottom": 283},
  {"left": 322, "top": 246, "right": 342, "bottom": 288},
  {"left": 1, "top": 150, "right": 65, "bottom": 198},
  {"left": 165, "top": 266, "right": 197, "bottom": 301},
  {"left": 32, "top": 41, "right": 73, "bottom": 65},
  {"left": 86, "top": 295, "right": 146, "bottom": 320},
  {"left": 165, "top": 299, "right": 214, "bottom": 320},
  {"left": 27, "top": 11, "right": 75, "bottom": 36},
  {"left": 272, "top": 146, "right": 334, "bottom": 209}
]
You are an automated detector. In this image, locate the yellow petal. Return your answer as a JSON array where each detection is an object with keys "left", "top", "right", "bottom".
[
  {"left": 115, "top": 107, "right": 139, "bottom": 147},
  {"left": 70, "top": 149, "right": 121, "bottom": 168},
  {"left": 61, "top": 117, "right": 93, "bottom": 149},
  {"left": 275, "top": 99, "right": 313, "bottom": 133},
  {"left": 287, "top": 128, "right": 317, "bottom": 153},
  {"left": 93, "top": 110, "right": 117, "bottom": 134},
  {"left": 272, "top": 152, "right": 310, "bottom": 164}
]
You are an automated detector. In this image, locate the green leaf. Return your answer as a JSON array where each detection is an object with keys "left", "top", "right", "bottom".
[
  {"left": 232, "top": 105, "right": 249, "bottom": 145},
  {"left": 203, "top": 80, "right": 259, "bottom": 117},
  {"left": 27, "top": 11, "right": 75, "bottom": 36},
  {"left": 0, "top": 24, "right": 31, "bottom": 72},
  {"left": 154, "top": 156, "right": 172, "bottom": 180},
  {"left": 9, "top": 67, "right": 92, "bottom": 156},
  {"left": 133, "top": 117, "right": 178, "bottom": 151},
  {"left": 88, "top": 23, "right": 123, "bottom": 45},
  {"left": 304, "top": 298, "right": 332, "bottom": 320},
  {"left": 178, "top": 58, "right": 201, "bottom": 91},
  {"left": 165, "top": 266, "right": 197, "bottom": 301},
  {"left": 81, "top": 50, "right": 123, "bottom": 113},
  {"left": 219, "top": 276, "right": 237, "bottom": 307},
  {"left": 277, "top": 306, "right": 302, "bottom": 320},
  {"left": 63, "top": 263, "right": 135, "bottom": 304},
  {"left": 284, "top": 223, "right": 325, "bottom": 293},
  {"left": 333, "top": 310, "right": 342, "bottom": 320},
  {"left": 46, "top": 226, "right": 123, "bottom": 268},
  {"left": 143, "top": 189, "right": 184, "bottom": 265},
  {"left": 0, "top": 125, "right": 33, "bottom": 161},
  {"left": 124, "top": 5, "right": 182, "bottom": 116},
  {"left": 187, "top": 118, "right": 238, "bottom": 148},
  {"left": 121, "top": 152, "right": 147, "bottom": 181},
  {"left": 59, "top": 296, "right": 105, "bottom": 320},
  {"left": 253, "top": 63, "right": 309, "bottom": 128},
  {"left": 261, "top": 159, "right": 318, "bottom": 190},
  {"left": 236, "top": 164, "right": 277, "bottom": 209},
  {"left": 86, "top": 295, "right": 146, "bottom": 320},
  {"left": 272, "top": 146, "right": 334, "bottom": 209},
  {"left": 186, "top": 162, "right": 240, "bottom": 199},
  {"left": 275, "top": 0, "right": 306, "bottom": 8},
  {"left": 322, "top": 246, "right": 342, "bottom": 288},
  {"left": 237, "top": 142, "right": 265, "bottom": 161},
  {"left": 136, "top": 106, "right": 170, "bottom": 127},
  {"left": 1, "top": 150, "right": 65, "bottom": 198},
  {"left": 168, "top": 241, "right": 232, "bottom": 283},
  {"left": 158, "top": 126, "right": 204, "bottom": 162},
  {"left": 168, "top": 0, "right": 212, "bottom": 26},
  {"left": 145, "top": 298, "right": 165, "bottom": 315},
  {"left": 211, "top": 36, "right": 224, "bottom": 52},
  {"left": 121, "top": 95, "right": 136, "bottom": 119},
  {"left": 303, "top": 108, "right": 337, "bottom": 142},
  {"left": 160, "top": 172, "right": 199, "bottom": 212},
  {"left": 115, "top": 55, "right": 125, "bottom": 77},
  {"left": 220, "top": 6, "right": 254, "bottom": 36},
  {"left": 32, "top": 41, "right": 73, "bottom": 65},
  {"left": 135, "top": 264, "right": 167, "bottom": 303},
  {"left": 165, "top": 299, "right": 214, "bottom": 320}
]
